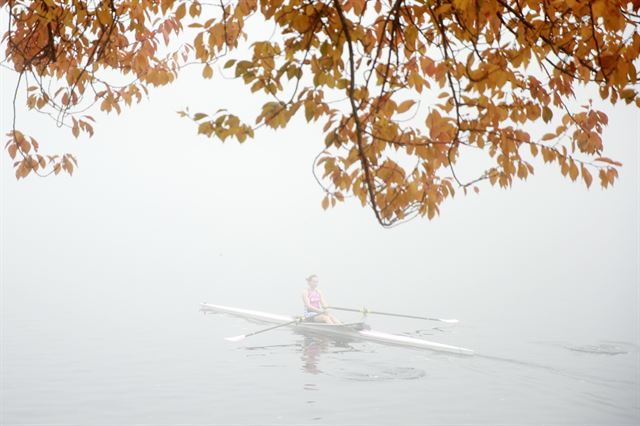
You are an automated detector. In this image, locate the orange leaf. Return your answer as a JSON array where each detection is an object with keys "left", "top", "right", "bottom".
[
  {"left": 202, "top": 64, "right": 213, "bottom": 79},
  {"left": 321, "top": 196, "right": 329, "bottom": 210},
  {"left": 175, "top": 3, "right": 186, "bottom": 20},
  {"left": 397, "top": 100, "right": 415, "bottom": 114}
]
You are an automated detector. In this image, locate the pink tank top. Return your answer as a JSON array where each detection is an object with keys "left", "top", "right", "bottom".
[{"left": 307, "top": 289, "right": 321, "bottom": 309}]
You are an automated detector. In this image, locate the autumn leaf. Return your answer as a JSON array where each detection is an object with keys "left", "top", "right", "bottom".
[
  {"left": 202, "top": 64, "right": 213, "bottom": 79},
  {"left": 2, "top": 0, "right": 637, "bottom": 227},
  {"left": 397, "top": 100, "right": 415, "bottom": 114}
]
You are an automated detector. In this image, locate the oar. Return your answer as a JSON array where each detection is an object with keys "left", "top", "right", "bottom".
[
  {"left": 225, "top": 312, "right": 323, "bottom": 342},
  {"left": 327, "top": 306, "right": 459, "bottom": 324}
]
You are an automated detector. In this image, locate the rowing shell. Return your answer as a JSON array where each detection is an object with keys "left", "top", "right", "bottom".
[{"left": 200, "top": 303, "right": 475, "bottom": 356}]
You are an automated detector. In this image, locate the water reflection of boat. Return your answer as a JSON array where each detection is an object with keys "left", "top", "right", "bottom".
[
  {"left": 239, "top": 332, "right": 358, "bottom": 375},
  {"left": 296, "top": 329, "right": 365, "bottom": 374},
  {"left": 300, "top": 335, "right": 327, "bottom": 375}
]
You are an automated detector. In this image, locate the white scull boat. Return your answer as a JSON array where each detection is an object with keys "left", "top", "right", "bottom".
[{"left": 200, "top": 303, "right": 474, "bottom": 356}]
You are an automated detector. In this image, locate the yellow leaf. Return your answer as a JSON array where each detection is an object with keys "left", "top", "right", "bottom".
[
  {"left": 352, "top": 0, "right": 366, "bottom": 15},
  {"left": 203, "top": 64, "right": 213, "bottom": 79},
  {"left": 321, "top": 196, "right": 329, "bottom": 210},
  {"left": 591, "top": 0, "right": 606, "bottom": 18},
  {"left": 582, "top": 166, "right": 593, "bottom": 188},
  {"left": 7, "top": 143, "right": 17, "bottom": 159},
  {"left": 517, "top": 162, "right": 528, "bottom": 179},
  {"left": 599, "top": 169, "right": 608, "bottom": 188},
  {"left": 161, "top": 0, "right": 176, "bottom": 14},
  {"left": 175, "top": 3, "right": 186, "bottom": 20},
  {"left": 435, "top": 4, "right": 452, "bottom": 16},
  {"left": 569, "top": 161, "right": 579, "bottom": 181},
  {"left": 397, "top": 100, "right": 415, "bottom": 114},
  {"left": 189, "top": 1, "right": 201, "bottom": 17},
  {"left": 595, "top": 157, "right": 622, "bottom": 167}
]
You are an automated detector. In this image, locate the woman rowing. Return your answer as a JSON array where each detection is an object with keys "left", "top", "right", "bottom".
[{"left": 302, "top": 274, "right": 341, "bottom": 324}]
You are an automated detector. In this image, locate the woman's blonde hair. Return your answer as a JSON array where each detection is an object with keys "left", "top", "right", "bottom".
[{"left": 306, "top": 274, "right": 318, "bottom": 282}]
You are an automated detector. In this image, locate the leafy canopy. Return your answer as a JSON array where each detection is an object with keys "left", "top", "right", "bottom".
[{"left": 3, "top": 0, "right": 639, "bottom": 226}]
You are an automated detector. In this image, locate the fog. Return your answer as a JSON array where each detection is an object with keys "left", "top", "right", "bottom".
[{"left": 1, "top": 41, "right": 639, "bottom": 424}]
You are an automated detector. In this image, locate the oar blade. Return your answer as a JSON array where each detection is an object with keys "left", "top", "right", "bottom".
[{"left": 225, "top": 334, "right": 246, "bottom": 342}]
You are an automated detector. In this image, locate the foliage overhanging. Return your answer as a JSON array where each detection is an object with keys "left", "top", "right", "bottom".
[{"left": 2, "top": 0, "right": 639, "bottom": 226}]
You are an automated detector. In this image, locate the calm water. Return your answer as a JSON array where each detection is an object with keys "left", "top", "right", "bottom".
[{"left": 2, "top": 286, "right": 638, "bottom": 425}]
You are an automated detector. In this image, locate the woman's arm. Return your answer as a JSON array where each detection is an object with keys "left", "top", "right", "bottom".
[{"left": 319, "top": 291, "right": 328, "bottom": 309}]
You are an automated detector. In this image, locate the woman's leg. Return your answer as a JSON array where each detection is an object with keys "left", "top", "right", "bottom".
[
  {"left": 312, "top": 314, "right": 341, "bottom": 324},
  {"left": 328, "top": 314, "right": 341, "bottom": 325},
  {"left": 312, "top": 314, "right": 331, "bottom": 323}
]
